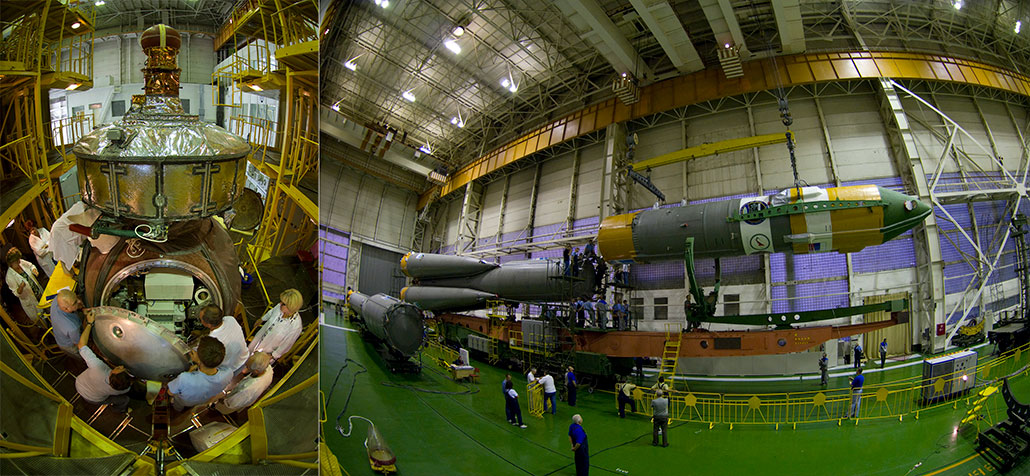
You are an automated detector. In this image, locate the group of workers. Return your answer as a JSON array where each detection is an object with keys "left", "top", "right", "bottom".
[
  {"left": 572, "top": 296, "right": 631, "bottom": 330},
  {"left": 562, "top": 241, "right": 630, "bottom": 291},
  {"left": 49, "top": 285, "right": 305, "bottom": 417}
]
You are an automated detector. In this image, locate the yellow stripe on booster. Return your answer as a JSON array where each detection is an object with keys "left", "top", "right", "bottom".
[{"left": 597, "top": 212, "right": 640, "bottom": 261}]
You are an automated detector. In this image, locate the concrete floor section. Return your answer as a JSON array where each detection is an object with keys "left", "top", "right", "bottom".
[{"left": 322, "top": 311, "right": 1030, "bottom": 476}]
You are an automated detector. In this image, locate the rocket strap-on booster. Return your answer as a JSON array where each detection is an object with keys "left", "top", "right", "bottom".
[
  {"left": 346, "top": 291, "right": 425, "bottom": 357},
  {"left": 400, "top": 253, "right": 596, "bottom": 311},
  {"left": 598, "top": 185, "right": 931, "bottom": 263}
]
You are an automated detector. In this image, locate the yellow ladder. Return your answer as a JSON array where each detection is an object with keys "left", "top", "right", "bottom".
[
  {"left": 657, "top": 323, "right": 682, "bottom": 390},
  {"left": 487, "top": 338, "right": 500, "bottom": 365}
]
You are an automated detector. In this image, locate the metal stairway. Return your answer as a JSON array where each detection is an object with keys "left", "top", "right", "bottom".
[{"left": 657, "top": 323, "right": 682, "bottom": 390}]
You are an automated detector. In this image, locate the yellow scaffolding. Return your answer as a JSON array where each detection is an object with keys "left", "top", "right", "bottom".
[{"left": 213, "top": 0, "right": 318, "bottom": 279}]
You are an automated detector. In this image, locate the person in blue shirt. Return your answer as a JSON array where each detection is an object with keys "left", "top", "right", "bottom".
[
  {"left": 848, "top": 368, "right": 864, "bottom": 418},
  {"left": 502, "top": 374, "right": 513, "bottom": 422},
  {"left": 571, "top": 248, "right": 581, "bottom": 276},
  {"left": 50, "top": 289, "right": 84, "bottom": 358},
  {"left": 574, "top": 297, "right": 586, "bottom": 328},
  {"left": 879, "top": 338, "right": 888, "bottom": 368},
  {"left": 566, "top": 366, "right": 578, "bottom": 407},
  {"left": 504, "top": 380, "right": 527, "bottom": 428},
  {"left": 569, "top": 414, "right": 589, "bottom": 476},
  {"left": 853, "top": 342, "right": 863, "bottom": 369},
  {"left": 167, "top": 336, "right": 232, "bottom": 411},
  {"left": 612, "top": 300, "right": 628, "bottom": 330},
  {"left": 584, "top": 240, "right": 595, "bottom": 258}
]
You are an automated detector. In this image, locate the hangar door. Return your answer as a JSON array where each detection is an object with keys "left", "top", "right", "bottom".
[
  {"left": 358, "top": 244, "right": 406, "bottom": 296},
  {"left": 863, "top": 292, "right": 912, "bottom": 359}
]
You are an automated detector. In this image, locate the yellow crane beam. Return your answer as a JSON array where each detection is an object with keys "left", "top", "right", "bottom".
[{"left": 631, "top": 131, "right": 792, "bottom": 171}]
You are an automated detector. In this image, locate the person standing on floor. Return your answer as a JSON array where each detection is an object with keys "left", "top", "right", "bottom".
[
  {"left": 569, "top": 414, "right": 589, "bottom": 476},
  {"left": 848, "top": 368, "right": 864, "bottom": 418},
  {"left": 617, "top": 377, "right": 637, "bottom": 418},
  {"left": 505, "top": 380, "right": 527, "bottom": 428},
  {"left": 566, "top": 366, "right": 578, "bottom": 407},
  {"left": 853, "top": 342, "right": 863, "bottom": 369},
  {"left": 75, "top": 313, "right": 132, "bottom": 413},
  {"left": 51, "top": 289, "right": 85, "bottom": 359},
  {"left": 503, "top": 374, "right": 513, "bottom": 422},
  {"left": 652, "top": 376, "right": 671, "bottom": 393},
  {"left": 879, "top": 338, "right": 888, "bottom": 369},
  {"left": 534, "top": 370, "right": 557, "bottom": 414},
  {"left": 819, "top": 353, "right": 829, "bottom": 387},
  {"left": 5, "top": 249, "right": 43, "bottom": 323},
  {"left": 651, "top": 390, "right": 669, "bottom": 447},
  {"left": 27, "top": 222, "right": 56, "bottom": 278}
]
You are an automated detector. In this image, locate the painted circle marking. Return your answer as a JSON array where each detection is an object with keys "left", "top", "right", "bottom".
[{"left": 750, "top": 234, "right": 771, "bottom": 251}]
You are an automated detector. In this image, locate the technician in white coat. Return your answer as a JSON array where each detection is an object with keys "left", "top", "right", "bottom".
[
  {"left": 27, "top": 223, "right": 56, "bottom": 277},
  {"left": 5, "top": 249, "right": 43, "bottom": 322},
  {"left": 248, "top": 289, "right": 304, "bottom": 363}
]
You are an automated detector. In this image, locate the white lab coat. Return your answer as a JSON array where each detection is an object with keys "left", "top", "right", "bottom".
[
  {"left": 50, "top": 202, "right": 90, "bottom": 270},
  {"left": 29, "top": 227, "right": 56, "bottom": 277},
  {"left": 248, "top": 305, "right": 303, "bottom": 360},
  {"left": 214, "top": 365, "right": 274, "bottom": 414},
  {"left": 5, "top": 260, "right": 41, "bottom": 321}
]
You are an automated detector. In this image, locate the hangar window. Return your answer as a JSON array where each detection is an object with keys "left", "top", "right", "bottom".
[{"left": 654, "top": 297, "right": 668, "bottom": 320}]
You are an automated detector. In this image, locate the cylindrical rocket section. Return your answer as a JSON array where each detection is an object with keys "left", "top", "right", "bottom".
[
  {"left": 599, "top": 185, "right": 931, "bottom": 263},
  {"left": 347, "top": 291, "right": 424, "bottom": 357},
  {"left": 401, "top": 252, "right": 498, "bottom": 279},
  {"left": 400, "top": 286, "right": 497, "bottom": 311},
  {"left": 417, "top": 258, "right": 595, "bottom": 302}
]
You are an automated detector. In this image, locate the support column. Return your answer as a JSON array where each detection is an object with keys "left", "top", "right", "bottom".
[
  {"left": 877, "top": 78, "right": 947, "bottom": 352},
  {"left": 496, "top": 175, "right": 511, "bottom": 247},
  {"left": 456, "top": 181, "right": 484, "bottom": 255},
  {"left": 599, "top": 123, "right": 629, "bottom": 221},
  {"left": 525, "top": 163, "right": 542, "bottom": 251},
  {"left": 346, "top": 241, "right": 362, "bottom": 292},
  {"left": 565, "top": 151, "right": 581, "bottom": 236}
]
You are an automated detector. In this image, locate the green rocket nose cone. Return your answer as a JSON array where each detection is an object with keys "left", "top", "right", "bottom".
[{"left": 879, "top": 187, "right": 932, "bottom": 242}]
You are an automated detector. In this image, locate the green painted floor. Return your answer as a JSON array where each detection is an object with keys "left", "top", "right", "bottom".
[{"left": 322, "top": 311, "right": 1030, "bottom": 476}]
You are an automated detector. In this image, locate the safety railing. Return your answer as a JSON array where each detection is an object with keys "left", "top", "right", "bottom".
[
  {"left": 632, "top": 342, "right": 1030, "bottom": 428},
  {"left": 48, "top": 112, "right": 94, "bottom": 150}
]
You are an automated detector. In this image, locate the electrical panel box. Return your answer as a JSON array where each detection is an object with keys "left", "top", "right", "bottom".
[
  {"left": 144, "top": 271, "right": 194, "bottom": 301},
  {"left": 921, "top": 350, "right": 977, "bottom": 402},
  {"left": 467, "top": 335, "right": 490, "bottom": 353}
]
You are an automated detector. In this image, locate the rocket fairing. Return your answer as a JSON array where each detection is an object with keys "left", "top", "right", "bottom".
[
  {"left": 400, "top": 253, "right": 596, "bottom": 311},
  {"left": 346, "top": 291, "right": 425, "bottom": 357},
  {"left": 598, "top": 185, "right": 932, "bottom": 264}
]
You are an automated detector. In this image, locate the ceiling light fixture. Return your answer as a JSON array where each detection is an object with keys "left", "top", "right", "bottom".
[
  {"left": 444, "top": 39, "right": 461, "bottom": 54},
  {"left": 344, "top": 54, "right": 362, "bottom": 71},
  {"left": 419, "top": 144, "right": 432, "bottom": 154},
  {"left": 724, "top": 42, "right": 731, "bottom": 49},
  {"left": 953, "top": 0, "right": 962, "bottom": 10},
  {"left": 72, "top": 21, "right": 81, "bottom": 29},
  {"left": 374, "top": 0, "right": 389, "bottom": 8},
  {"left": 1017, "top": 21, "right": 1022, "bottom": 34},
  {"left": 402, "top": 90, "right": 416, "bottom": 102},
  {"left": 453, "top": 26, "right": 465, "bottom": 37},
  {"left": 500, "top": 77, "right": 510, "bottom": 88},
  {"left": 94, "top": 0, "right": 105, "bottom": 5}
]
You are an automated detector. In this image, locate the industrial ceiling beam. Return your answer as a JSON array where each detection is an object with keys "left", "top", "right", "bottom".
[
  {"left": 698, "top": 0, "right": 749, "bottom": 56},
  {"left": 770, "top": 0, "right": 805, "bottom": 54},
  {"left": 628, "top": 0, "right": 704, "bottom": 73},
  {"left": 554, "top": 0, "right": 654, "bottom": 79}
]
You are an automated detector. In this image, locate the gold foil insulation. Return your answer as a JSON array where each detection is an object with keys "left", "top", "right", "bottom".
[{"left": 140, "top": 24, "right": 182, "bottom": 96}]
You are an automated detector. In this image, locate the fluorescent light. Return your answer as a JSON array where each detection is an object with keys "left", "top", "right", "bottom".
[
  {"left": 94, "top": 0, "right": 105, "bottom": 5},
  {"left": 1017, "top": 21, "right": 1022, "bottom": 34},
  {"left": 250, "top": 84, "right": 263, "bottom": 91},
  {"left": 451, "top": 117, "right": 458, "bottom": 124},
  {"left": 65, "top": 83, "right": 80, "bottom": 90},
  {"left": 71, "top": 21, "right": 81, "bottom": 29},
  {"left": 953, "top": 0, "right": 962, "bottom": 10},
  {"left": 508, "top": 83, "right": 517, "bottom": 93},
  {"left": 402, "top": 90, "right": 415, "bottom": 102},
  {"left": 451, "top": 117, "right": 464, "bottom": 127},
  {"left": 444, "top": 39, "right": 461, "bottom": 54},
  {"left": 332, "top": 103, "right": 340, "bottom": 111},
  {"left": 500, "top": 78, "right": 510, "bottom": 88},
  {"left": 453, "top": 26, "right": 465, "bottom": 37},
  {"left": 344, "top": 60, "right": 357, "bottom": 71},
  {"left": 419, "top": 144, "right": 432, "bottom": 154}
]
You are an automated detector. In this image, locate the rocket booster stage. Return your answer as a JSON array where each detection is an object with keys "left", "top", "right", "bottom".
[
  {"left": 346, "top": 291, "right": 425, "bottom": 358},
  {"left": 400, "top": 253, "right": 596, "bottom": 311},
  {"left": 598, "top": 185, "right": 931, "bottom": 263}
]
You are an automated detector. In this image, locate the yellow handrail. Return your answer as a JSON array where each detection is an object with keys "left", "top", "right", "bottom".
[{"left": 632, "top": 342, "right": 1030, "bottom": 428}]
